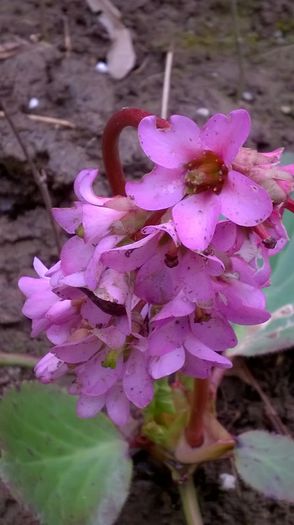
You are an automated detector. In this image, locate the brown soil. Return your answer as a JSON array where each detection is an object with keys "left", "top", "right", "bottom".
[{"left": 0, "top": 0, "right": 294, "bottom": 523}]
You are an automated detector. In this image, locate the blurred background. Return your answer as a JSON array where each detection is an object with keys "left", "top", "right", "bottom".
[{"left": 0, "top": 1, "right": 293, "bottom": 523}]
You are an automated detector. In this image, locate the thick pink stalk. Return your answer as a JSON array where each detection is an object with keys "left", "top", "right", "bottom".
[
  {"left": 102, "top": 108, "right": 169, "bottom": 196},
  {"left": 185, "top": 378, "right": 210, "bottom": 448}
]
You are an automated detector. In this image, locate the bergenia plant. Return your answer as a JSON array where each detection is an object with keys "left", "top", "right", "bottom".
[{"left": 1, "top": 107, "right": 294, "bottom": 525}]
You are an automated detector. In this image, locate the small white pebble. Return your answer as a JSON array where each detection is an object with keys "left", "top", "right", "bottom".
[
  {"left": 280, "top": 105, "right": 292, "bottom": 115},
  {"left": 242, "top": 91, "right": 254, "bottom": 102},
  {"left": 28, "top": 97, "right": 39, "bottom": 110},
  {"left": 95, "top": 61, "right": 109, "bottom": 73},
  {"left": 219, "top": 473, "right": 237, "bottom": 491},
  {"left": 196, "top": 107, "right": 210, "bottom": 118}
]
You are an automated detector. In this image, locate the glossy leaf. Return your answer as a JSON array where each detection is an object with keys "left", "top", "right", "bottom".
[
  {"left": 235, "top": 430, "right": 294, "bottom": 502},
  {"left": 0, "top": 382, "right": 132, "bottom": 525},
  {"left": 228, "top": 209, "right": 294, "bottom": 357}
]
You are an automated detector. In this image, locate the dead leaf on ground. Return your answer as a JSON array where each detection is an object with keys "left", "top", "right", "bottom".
[
  {"left": 86, "top": 0, "right": 136, "bottom": 80},
  {"left": 0, "top": 41, "right": 25, "bottom": 60}
]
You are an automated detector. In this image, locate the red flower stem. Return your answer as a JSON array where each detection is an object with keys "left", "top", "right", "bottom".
[
  {"left": 102, "top": 107, "right": 169, "bottom": 196},
  {"left": 185, "top": 378, "right": 210, "bottom": 448},
  {"left": 284, "top": 197, "right": 294, "bottom": 214}
]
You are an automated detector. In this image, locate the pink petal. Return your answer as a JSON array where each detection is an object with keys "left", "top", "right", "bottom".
[
  {"left": 101, "top": 232, "right": 159, "bottom": 272},
  {"left": 77, "top": 352, "right": 123, "bottom": 396},
  {"left": 85, "top": 235, "right": 122, "bottom": 290},
  {"left": 191, "top": 315, "right": 237, "bottom": 351},
  {"left": 153, "top": 290, "right": 194, "bottom": 321},
  {"left": 46, "top": 318, "right": 79, "bottom": 344},
  {"left": 53, "top": 336, "right": 102, "bottom": 364},
  {"left": 216, "top": 280, "right": 270, "bottom": 325},
  {"left": 33, "top": 257, "right": 48, "bottom": 277},
  {"left": 22, "top": 291, "right": 57, "bottom": 319},
  {"left": 106, "top": 386, "right": 130, "bottom": 426},
  {"left": 77, "top": 394, "right": 106, "bottom": 418},
  {"left": 212, "top": 221, "right": 237, "bottom": 252},
  {"left": 61, "top": 272, "right": 86, "bottom": 287},
  {"left": 52, "top": 204, "right": 82, "bottom": 234},
  {"left": 126, "top": 165, "right": 184, "bottom": 210},
  {"left": 31, "top": 318, "right": 50, "bottom": 336},
  {"left": 123, "top": 351, "right": 153, "bottom": 408},
  {"left": 80, "top": 300, "right": 110, "bottom": 327},
  {"left": 74, "top": 169, "right": 110, "bottom": 205},
  {"left": 138, "top": 114, "right": 201, "bottom": 168},
  {"left": 18, "top": 276, "right": 49, "bottom": 297},
  {"left": 96, "top": 268, "right": 128, "bottom": 305},
  {"left": 142, "top": 221, "right": 180, "bottom": 246},
  {"left": 149, "top": 347, "right": 185, "bottom": 379},
  {"left": 35, "top": 352, "right": 67, "bottom": 383},
  {"left": 60, "top": 236, "right": 94, "bottom": 275},
  {"left": 135, "top": 251, "right": 180, "bottom": 305},
  {"left": 221, "top": 170, "right": 273, "bottom": 226},
  {"left": 179, "top": 252, "right": 215, "bottom": 306},
  {"left": 148, "top": 318, "right": 188, "bottom": 356},
  {"left": 184, "top": 334, "right": 232, "bottom": 368},
  {"left": 173, "top": 192, "right": 221, "bottom": 250},
  {"left": 182, "top": 353, "right": 212, "bottom": 378},
  {"left": 46, "top": 300, "right": 76, "bottom": 324},
  {"left": 200, "top": 110, "right": 251, "bottom": 163},
  {"left": 82, "top": 204, "right": 125, "bottom": 243}
]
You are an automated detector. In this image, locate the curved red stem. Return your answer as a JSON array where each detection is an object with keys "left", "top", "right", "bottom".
[{"left": 102, "top": 107, "right": 169, "bottom": 196}]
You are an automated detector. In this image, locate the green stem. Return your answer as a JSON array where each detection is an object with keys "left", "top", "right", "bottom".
[
  {"left": 178, "top": 476, "right": 204, "bottom": 525},
  {"left": 0, "top": 352, "right": 37, "bottom": 368}
]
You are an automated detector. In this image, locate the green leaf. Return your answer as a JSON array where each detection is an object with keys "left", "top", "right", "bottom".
[
  {"left": 234, "top": 430, "right": 294, "bottom": 503},
  {"left": 145, "top": 378, "right": 175, "bottom": 419},
  {"left": 228, "top": 209, "right": 294, "bottom": 357},
  {"left": 227, "top": 305, "right": 294, "bottom": 357},
  {"left": 0, "top": 382, "right": 132, "bottom": 525},
  {"left": 280, "top": 151, "right": 294, "bottom": 166}
]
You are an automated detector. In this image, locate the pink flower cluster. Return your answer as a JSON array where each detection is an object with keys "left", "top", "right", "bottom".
[{"left": 19, "top": 109, "right": 294, "bottom": 426}]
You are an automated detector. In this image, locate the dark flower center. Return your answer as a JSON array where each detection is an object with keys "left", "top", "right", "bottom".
[{"left": 185, "top": 150, "right": 228, "bottom": 195}]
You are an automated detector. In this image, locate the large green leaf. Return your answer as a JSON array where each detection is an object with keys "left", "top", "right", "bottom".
[
  {"left": 228, "top": 209, "right": 294, "bottom": 357},
  {"left": 234, "top": 430, "right": 294, "bottom": 502},
  {"left": 0, "top": 382, "right": 132, "bottom": 525}
]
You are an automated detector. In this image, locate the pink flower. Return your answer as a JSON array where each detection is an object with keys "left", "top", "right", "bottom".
[{"left": 126, "top": 111, "right": 273, "bottom": 250}]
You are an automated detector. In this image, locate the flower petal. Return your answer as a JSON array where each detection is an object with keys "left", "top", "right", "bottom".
[
  {"left": 172, "top": 193, "right": 221, "bottom": 250},
  {"left": 77, "top": 394, "right": 105, "bottom": 418},
  {"left": 221, "top": 170, "right": 273, "bottom": 227},
  {"left": 60, "top": 236, "right": 94, "bottom": 275},
  {"left": 148, "top": 318, "right": 188, "bottom": 356},
  {"left": 77, "top": 352, "right": 123, "bottom": 396},
  {"left": 138, "top": 114, "right": 201, "bottom": 168},
  {"left": 106, "top": 386, "right": 130, "bottom": 426},
  {"left": 135, "top": 251, "right": 180, "bottom": 304},
  {"left": 101, "top": 232, "right": 159, "bottom": 272},
  {"left": 52, "top": 204, "right": 82, "bottom": 234},
  {"left": 126, "top": 165, "right": 184, "bottom": 210},
  {"left": 149, "top": 347, "right": 185, "bottom": 379},
  {"left": 190, "top": 315, "right": 237, "bottom": 351},
  {"left": 184, "top": 334, "right": 232, "bottom": 368},
  {"left": 74, "top": 169, "right": 110, "bottom": 205},
  {"left": 82, "top": 204, "right": 125, "bottom": 243},
  {"left": 53, "top": 336, "right": 102, "bottom": 364},
  {"left": 123, "top": 351, "right": 153, "bottom": 408},
  {"left": 200, "top": 110, "right": 251, "bottom": 163}
]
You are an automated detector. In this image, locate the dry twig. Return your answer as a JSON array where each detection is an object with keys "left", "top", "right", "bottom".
[
  {"left": 0, "top": 111, "right": 76, "bottom": 129},
  {"left": 161, "top": 44, "right": 174, "bottom": 119},
  {"left": 0, "top": 100, "right": 61, "bottom": 252},
  {"left": 230, "top": 0, "right": 246, "bottom": 100},
  {"left": 237, "top": 358, "right": 291, "bottom": 437},
  {"left": 63, "top": 15, "right": 72, "bottom": 57}
]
